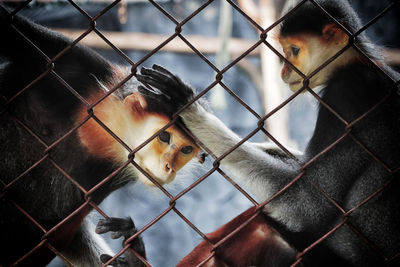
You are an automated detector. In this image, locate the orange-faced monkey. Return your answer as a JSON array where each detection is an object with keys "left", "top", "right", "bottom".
[
  {"left": 0, "top": 6, "right": 199, "bottom": 267},
  {"left": 137, "top": 0, "right": 400, "bottom": 266}
]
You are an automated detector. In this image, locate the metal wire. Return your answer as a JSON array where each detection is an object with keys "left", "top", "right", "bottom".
[{"left": 1, "top": 0, "right": 399, "bottom": 266}]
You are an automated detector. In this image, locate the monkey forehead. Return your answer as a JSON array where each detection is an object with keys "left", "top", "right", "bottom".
[
  {"left": 143, "top": 114, "right": 199, "bottom": 148},
  {"left": 278, "top": 35, "right": 309, "bottom": 47},
  {"left": 145, "top": 112, "right": 170, "bottom": 124}
]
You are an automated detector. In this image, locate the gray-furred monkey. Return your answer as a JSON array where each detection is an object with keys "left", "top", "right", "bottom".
[
  {"left": 137, "top": 0, "right": 400, "bottom": 266},
  {"left": 0, "top": 5, "right": 200, "bottom": 267}
]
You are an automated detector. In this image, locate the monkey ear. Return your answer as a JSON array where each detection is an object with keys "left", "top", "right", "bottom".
[
  {"left": 123, "top": 92, "right": 148, "bottom": 118},
  {"left": 322, "top": 23, "right": 349, "bottom": 45}
]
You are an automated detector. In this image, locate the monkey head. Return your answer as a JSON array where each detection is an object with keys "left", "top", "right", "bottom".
[
  {"left": 278, "top": 0, "right": 364, "bottom": 92},
  {"left": 78, "top": 91, "right": 200, "bottom": 187},
  {"left": 130, "top": 112, "right": 200, "bottom": 186},
  {"left": 279, "top": 23, "right": 351, "bottom": 92}
]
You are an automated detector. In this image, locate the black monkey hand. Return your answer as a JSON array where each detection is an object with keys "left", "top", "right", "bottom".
[
  {"left": 136, "top": 64, "right": 198, "bottom": 117},
  {"left": 96, "top": 217, "right": 138, "bottom": 239},
  {"left": 96, "top": 217, "right": 146, "bottom": 267}
]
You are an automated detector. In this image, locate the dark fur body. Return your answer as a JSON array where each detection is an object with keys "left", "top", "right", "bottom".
[
  {"left": 136, "top": 1, "right": 400, "bottom": 265},
  {"left": 279, "top": 3, "right": 400, "bottom": 264},
  {"left": 279, "top": 62, "right": 400, "bottom": 266},
  {"left": 0, "top": 7, "right": 144, "bottom": 266}
]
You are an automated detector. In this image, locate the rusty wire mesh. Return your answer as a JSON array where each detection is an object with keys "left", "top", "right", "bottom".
[{"left": 1, "top": 0, "right": 400, "bottom": 266}]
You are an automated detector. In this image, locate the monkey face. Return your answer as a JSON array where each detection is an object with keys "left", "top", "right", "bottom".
[
  {"left": 279, "top": 24, "right": 351, "bottom": 92},
  {"left": 133, "top": 115, "right": 200, "bottom": 186},
  {"left": 78, "top": 92, "right": 199, "bottom": 187},
  {"left": 279, "top": 35, "right": 310, "bottom": 92}
]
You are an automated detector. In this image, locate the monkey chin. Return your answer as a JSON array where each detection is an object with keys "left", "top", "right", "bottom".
[
  {"left": 288, "top": 79, "right": 324, "bottom": 93},
  {"left": 136, "top": 169, "right": 176, "bottom": 187},
  {"left": 288, "top": 81, "right": 303, "bottom": 92}
]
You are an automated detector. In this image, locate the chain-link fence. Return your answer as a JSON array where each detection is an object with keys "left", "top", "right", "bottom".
[{"left": 1, "top": 0, "right": 399, "bottom": 266}]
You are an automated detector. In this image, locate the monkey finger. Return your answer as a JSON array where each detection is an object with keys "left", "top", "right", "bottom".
[
  {"left": 141, "top": 69, "right": 195, "bottom": 102},
  {"left": 95, "top": 225, "right": 109, "bottom": 234},
  {"left": 96, "top": 217, "right": 134, "bottom": 234},
  {"left": 95, "top": 219, "right": 111, "bottom": 234},
  {"left": 151, "top": 64, "right": 190, "bottom": 93},
  {"left": 151, "top": 64, "right": 175, "bottom": 76},
  {"left": 140, "top": 67, "right": 180, "bottom": 90},
  {"left": 110, "top": 231, "right": 124, "bottom": 239},
  {"left": 109, "top": 217, "right": 135, "bottom": 230},
  {"left": 138, "top": 85, "right": 171, "bottom": 104},
  {"left": 137, "top": 85, "right": 164, "bottom": 98},
  {"left": 151, "top": 65, "right": 194, "bottom": 95},
  {"left": 100, "top": 254, "right": 113, "bottom": 264},
  {"left": 100, "top": 254, "right": 129, "bottom": 267},
  {"left": 140, "top": 67, "right": 172, "bottom": 84},
  {"left": 152, "top": 64, "right": 175, "bottom": 77},
  {"left": 138, "top": 71, "right": 188, "bottom": 99},
  {"left": 136, "top": 74, "right": 169, "bottom": 92},
  {"left": 138, "top": 87, "right": 177, "bottom": 115},
  {"left": 137, "top": 74, "right": 182, "bottom": 101}
]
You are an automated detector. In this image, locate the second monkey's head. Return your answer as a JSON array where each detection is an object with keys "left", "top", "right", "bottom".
[{"left": 278, "top": 0, "right": 370, "bottom": 92}]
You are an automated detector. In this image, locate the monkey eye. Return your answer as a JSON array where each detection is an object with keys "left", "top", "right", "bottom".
[
  {"left": 158, "top": 131, "right": 170, "bottom": 144},
  {"left": 291, "top": 46, "right": 300, "bottom": 56},
  {"left": 181, "top": 146, "right": 194, "bottom": 154}
]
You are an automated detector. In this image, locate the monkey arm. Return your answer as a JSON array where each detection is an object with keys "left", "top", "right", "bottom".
[
  {"left": 181, "top": 102, "right": 299, "bottom": 193},
  {"left": 252, "top": 142, "right": 303, "bottom": 161}
]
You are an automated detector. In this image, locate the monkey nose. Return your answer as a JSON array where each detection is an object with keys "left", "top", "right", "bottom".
[{"left": 164, "top": 163, "right": 175, "bottom": 174}]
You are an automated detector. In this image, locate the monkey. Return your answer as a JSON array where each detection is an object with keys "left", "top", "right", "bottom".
[
  {"left": 136, "top": 0, "right": 400, "bottom": 266},
  {"left": 0, "top": 6, "right": 200, "bottom": 267}
]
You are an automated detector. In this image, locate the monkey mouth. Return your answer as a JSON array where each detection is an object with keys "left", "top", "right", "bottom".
[
  {"left": 289, "top": 81, "right": 301, "bottom": 86},
  {"left": 138, "top": 168, "right": 175, "bottom": 187}
]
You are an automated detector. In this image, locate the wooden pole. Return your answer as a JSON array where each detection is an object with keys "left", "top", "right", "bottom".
[
  {"left": 54, "top": 29, "right": 260, "bottom": 56},
  {"left": 55, "top": 28, "right": 400, "bottom": 65},
  {"left": 259, "top": 0, "right": 296, "bottom": 148}
]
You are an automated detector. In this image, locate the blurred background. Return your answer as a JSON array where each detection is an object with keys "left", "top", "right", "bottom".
[{"left": 4, "top": 0, "right": 399, "bottom": 266}]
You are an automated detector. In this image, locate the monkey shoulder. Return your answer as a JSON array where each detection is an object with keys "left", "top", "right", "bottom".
[{"left": 322, "top": 62, "right": 397, "bottom": 119}]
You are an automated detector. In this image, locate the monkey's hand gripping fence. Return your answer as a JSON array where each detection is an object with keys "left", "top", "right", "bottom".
[{"left": 1, "top": 0, "right": 399, "bottom": 266}]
